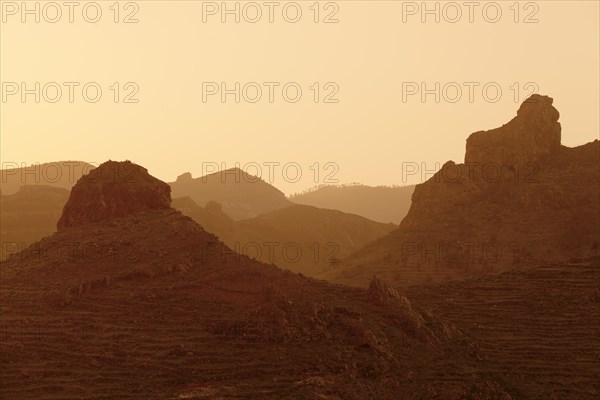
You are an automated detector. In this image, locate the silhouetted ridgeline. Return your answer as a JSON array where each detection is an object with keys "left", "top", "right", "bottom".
[{"left": 320, "top": 95, "right": 600, "bottom": 287}]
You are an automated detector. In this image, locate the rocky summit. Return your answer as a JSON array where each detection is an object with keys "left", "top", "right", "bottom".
[
  {"left": 57, "top": 160, "right": 171, "bottom": 230},
  {"left": 465, "top": 94, "right": 562, "bottom": 166},
  {"left": 321, "top": 95, "right": 599, "bottom": 287}
]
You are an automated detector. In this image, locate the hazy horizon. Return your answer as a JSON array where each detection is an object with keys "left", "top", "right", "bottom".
[{"left": 2, "top": 0, "right": 599, "bottom": 195}]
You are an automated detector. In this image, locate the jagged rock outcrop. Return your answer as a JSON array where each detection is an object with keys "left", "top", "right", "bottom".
[
  {"left": 367, "top": 276, "right": 411, "bottom": 307},
  {"left": 57, "top": 160, "right": 171, "bottom": 230},
  {"left": 465, "top": 94, "right": 561, "bottom": 166},
  {"left": 321, "top": 95, "right": 599, "bottom": 287}
]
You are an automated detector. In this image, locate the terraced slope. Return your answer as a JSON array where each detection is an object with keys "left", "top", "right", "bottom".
[{"left": 406, "top": 257, "right": 600, "bottom": 400}]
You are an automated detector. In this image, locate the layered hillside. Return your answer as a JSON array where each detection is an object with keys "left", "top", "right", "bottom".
[
  {"left": 0, "top": 161, "right": 94, "bottom": 195},
  {"left": 320, "top": 95, "right": 600, "bottom": 287},
  {"left": 291, "top": 184, "right": 415, "bottom": 224},
  {"left": 0, "top": 185, "right": 69, "bottom": 260},
  {"left": 171, "top": 198, "right": 396, "bottom": 276},
  {"left": 169, "top": 168, "right": 292, "bottom": 220},
  {"left": 0, "top": 174, "right": 394, "bottom": 276},
  {"left": 231, "top": 205, "right": 396, "bottom": 276},
  {"left": 406, "top": 256, "right": 600, "bottom": 400},
  {"left": 0, "top": 160, "right": 513, "bottom": 400}
]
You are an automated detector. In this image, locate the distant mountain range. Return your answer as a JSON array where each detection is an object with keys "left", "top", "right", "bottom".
[
  {"left": 169, "top": 169, "right": 293, "bottom": 220},
  {"left": 172, "top": 197, "right": 396, "bottom": 276},
  {"left": 290, "top": 184, "right": 415, "bottom": 224},
  {"left": 1, "top": 166, "right": 397, "bottom": 274},
  {"left": 0, "top": 185, "right": 70, "bottom": 259},
  {"left": 0, "top": 161, "right": 94, "bottom": 195}
]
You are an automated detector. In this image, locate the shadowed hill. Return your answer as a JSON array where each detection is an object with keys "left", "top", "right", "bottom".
[
  {"left": 228, "top": 204, "right": 397, "bottom": 275},
  {"left": 169, "top": 168, "right": 293, "bottom": 220},
  {"left": 171, "top": 197, "right": 396, "bottom": 276},
  {"left": 320, "top": 95, "right": 600, "bottom": 287},
  {"left": 290, "top": 184, "right": 415, "bottom": 224},
  {"left": 0, "top": 185, "right": 69, "bottom": 260},
  {"left": 0, "top": 160, "right": 514, "bottom": 399}
]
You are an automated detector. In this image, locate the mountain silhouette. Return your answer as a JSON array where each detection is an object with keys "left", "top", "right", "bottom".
[
  {"left": 290, "top": 184, "right": 415, "bottom": 224},
  {"left": 1, "top": 160, "right": 515, "bottom": 399},
  {"left": 169, "top": 168, "right": 292, "bottom": 220},
  {"left": 172, "top": 198, "right": 397, "bottom": 276},
  {"left": 0, "top": 161, "right": 94, "bottom": 195},
  {"left": 320, "top": 95, "right": 600, "bottom": 287}
]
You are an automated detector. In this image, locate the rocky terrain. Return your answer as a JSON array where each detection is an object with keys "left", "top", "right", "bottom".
[
  {"left": 291, "top": 184, "right": 415, "bottom": 224},
  {"left": 320, "top": 95, "right": 600, "bottom": 287},
  {"left": 406, "top": 256, "right": 600, "bottom": 400},
  {"left": 169, "top": 168, "right": 293, "bottom": 220},
  {"left": 57, "top": 160, "right": 171, "bottom": 229},
  {"left": 0, "top": 160, "right": 514, "bottom": 399}
]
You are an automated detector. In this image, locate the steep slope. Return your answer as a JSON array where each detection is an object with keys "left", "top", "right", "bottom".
[
  {"left": 0, "top": 161, "right": 94, "bottom": 195},
  {"left": 320, "top": 95, "right": 600, "bottom": 287},
  {"left": 171, "top": 198, "right": 397, "bottom": 276},
  {"left": 169, "top": 168, "right": 293, "bottom": 220},
  {"left": 0, "top": 185, "right": 69, "bottom": 260},
  {"left": 291, "top": 184, "right": 415, "bottom": 224},
  {"left": 0, "top": 160, "right": 513, "bottom": 400},
  {"left": 406, "top": 256, "right": 600, "bottom": 400}
]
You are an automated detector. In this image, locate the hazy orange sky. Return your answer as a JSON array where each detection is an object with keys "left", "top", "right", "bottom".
[{"left": 1, "top": 0, "right": 598, "bottom": 194}]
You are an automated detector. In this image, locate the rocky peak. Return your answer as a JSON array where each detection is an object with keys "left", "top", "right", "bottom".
[
  {"left": 57, "top": 160, "right": 171, "bottom": 230},
  {"left": 176, "top": 172, "right": 193, "bottom": 182},
  {"left": 465, "top": 94, "right": 562, "bottom": 167}
]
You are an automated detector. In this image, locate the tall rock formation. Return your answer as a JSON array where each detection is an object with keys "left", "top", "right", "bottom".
[
  {"left": 321, "top": 95, "right": 600, "bottom": 287},
  {"left": 57, "top": 160, "right": 171, "bottom": 230}
]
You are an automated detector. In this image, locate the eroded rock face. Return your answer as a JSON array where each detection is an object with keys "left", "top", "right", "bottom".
[
  {"left": 57, "top": 160, "right": 171, "bottom": 230},
  {"left": 465, "top": 94, "right": 561, "bottom": 167},
  {"left": 323, "top": 95, "right": 599, "bottom": 287}
]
